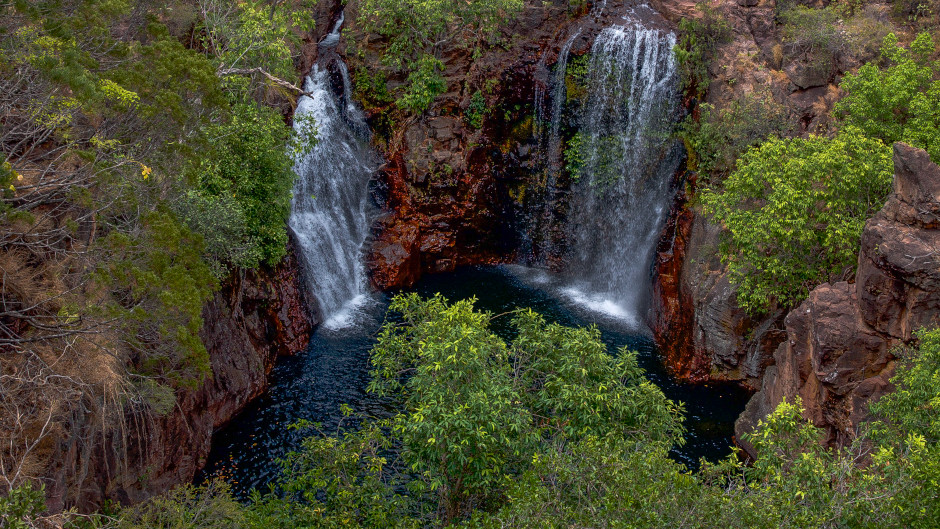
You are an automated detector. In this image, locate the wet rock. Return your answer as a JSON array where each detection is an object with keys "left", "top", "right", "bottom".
[
  {"left": 653, "top": 200, "right": 785, "bottom": 387},
  {"left": 370, "top": 221, "right": 421, "bottom": 289}
]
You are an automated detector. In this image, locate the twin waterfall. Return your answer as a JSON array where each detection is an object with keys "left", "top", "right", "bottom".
[
  {"left": 563, "top": 21, "right": 682, "bottom": 324},
  {"left": 289, "top": 10, "right": 681, "bottom": 330},
  {"left": 289, "top": 16, "right": 377, "bottom": 329}
]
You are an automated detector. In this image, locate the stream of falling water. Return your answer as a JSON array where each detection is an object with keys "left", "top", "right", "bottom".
[
  {"left": 561, "top": 17, "right": 682, "bottom": 326},
  {"left": 289, "top": 14, "right": 378, "bottom": 329}
]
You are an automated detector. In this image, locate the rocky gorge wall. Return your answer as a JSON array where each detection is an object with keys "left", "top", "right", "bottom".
[
  {"left": 340, "top": 0, "right": 672, "bottom": 289},
  {"left": 735, "top": 143, "right": 940, "bottom": 454},
  {"left": 650, "top": 0, "right": 851, "bottom": 389},
  {"left": 646, "top": 0, "right": 931, "bottom": 451},
  {"left": 44, "top": 243, "right": 313, "bottom": 512}
]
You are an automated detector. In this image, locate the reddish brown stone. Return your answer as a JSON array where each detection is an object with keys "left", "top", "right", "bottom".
[
  {"left": 737, "top": 144, "right": 940, "bottom": 456},
  {"left": 46, "top": 242, "right": 313, "bottom": 512}
]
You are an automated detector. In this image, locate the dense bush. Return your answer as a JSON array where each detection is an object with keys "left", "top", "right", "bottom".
[
  {"left": 397, "top": 55, "right": 448, "bottom": 114},
  {"left": 7, "top": 298, "right": 937, "bottom": 528},
  {"left": 356, "top": 0, "right": 523, "bottom": 113},
  {"left": 777, "top": 2, "right": 893, "bottom": 80},
  {"left": 187, "top": 102, "right": 297, "bottom": 271},
  {"left": 679, "top": 91, "right": 789, "bottom": 180},
  {"left": 701, "top": 128, "right": 892, "bottom": 312},
  {"left": 837, "top": 32, "right": 940, "bottom": 163},
  {"left": 0, "top": 0, "right": 308, "bottom": 496}
]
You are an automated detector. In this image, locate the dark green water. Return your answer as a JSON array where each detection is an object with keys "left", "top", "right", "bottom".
[{"left": 198, "top": 266, "right": 751, "bottom": 496}]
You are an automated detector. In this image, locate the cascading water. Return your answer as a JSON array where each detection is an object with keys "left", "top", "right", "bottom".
[
  {"left": 562, "top": 17, "right": 682, "bottom": 325},
  {"left": 289, "top": 14, "right": 378, "bottom": 329},
  {"left": 527, "top": 29, "right": 583, "bottom": 264},
  {"left": 536, "top": 29, "right": 582, "bottom": 178}
]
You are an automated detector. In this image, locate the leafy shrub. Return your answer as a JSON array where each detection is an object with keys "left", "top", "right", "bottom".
[
  {"left": 189, "top": 102, "right": 297, "bottom": 272},
  {"left": 357, "top": 0, "right": 523, "bottom": 114},
  {"left": 679, "top": 91, "right": 789, "bottom": 180},
  {"left": 0, "top": 482, "right": 45, "bottom": 529},
  {"left": 465, "top": 90, "right": 487, "bottom": 129},
  {"left": 837, "top": 32, "right": 940, "bottom": 163},
  {"left": 353, "top": 66, "right": 393, "bottom": 111},
  {"left": 95, "top": 209, "right": 217, "bottom": 387},
  {"left": 778, "top": 2, "right": 893, "bottom": 78},
  {"left": 564, "top": 53, "right": 590, "bottom": 102},
  {"left": 779, "top": 4, "right": 845, "bottom": 74},
  {"left": 701, "top": 128, "right": 892, "bottom": 313},
  {"left": 397, "top": 55, "right": 447, "bottom": 114},
  {"left": 563, "top": 131, "right": 585, "bottom": 180},
  {"left": 674, "top": 2, "right": 733, "bottom": 96}
]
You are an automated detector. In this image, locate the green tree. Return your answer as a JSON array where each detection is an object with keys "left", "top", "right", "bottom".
[
  {"left": 837, "top": 32, "right": 940, "bottom": 164},
  {"left": 701, "top": 128, "right": 893, "bottom": 313},
  {"left": 78, "top": 316, "right": 940, "bottom": 529},
  {"left": 280, "top": 294, "right": 683, "bottom": 525}
]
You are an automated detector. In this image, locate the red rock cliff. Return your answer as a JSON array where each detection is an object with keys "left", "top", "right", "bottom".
[
  {"left": 45, "top": 242, "right": 313, "bottom": 511},
  {"left": 735, "top": 143, "right": 940, "bottom": 455}
]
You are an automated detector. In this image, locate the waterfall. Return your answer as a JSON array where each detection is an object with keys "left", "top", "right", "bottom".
[
  {"left": 289, "top": 14, "right": 378, "bottom": 329},
  {"left": 539, "top": 30, "right": 582, "bottom": 178},
  {"left": 527, "top": 29, "right": 582, "bottom": 264},
  {"left": 562, "top": 20, "right": 682, "bottom": 325}
]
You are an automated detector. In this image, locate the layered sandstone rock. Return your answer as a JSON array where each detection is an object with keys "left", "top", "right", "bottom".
[{"left": 735, "top": 143, "right": 940, "bottom": 455}]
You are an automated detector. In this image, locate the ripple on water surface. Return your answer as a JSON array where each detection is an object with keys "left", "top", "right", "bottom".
[{"left": 198, "top": 266, "right": 752, "bottom": 496}]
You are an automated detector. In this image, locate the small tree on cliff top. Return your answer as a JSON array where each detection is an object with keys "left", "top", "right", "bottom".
[{"left": 701, "top": 127, "right": 892, "bottom": 313}]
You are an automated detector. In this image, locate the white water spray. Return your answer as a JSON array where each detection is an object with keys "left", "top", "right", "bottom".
[
  {"left": 289, "top": 15, "right": 378, "bottom": 329},
  {"left": 562, "top": 19, "right": 682, "bottom": 326}
]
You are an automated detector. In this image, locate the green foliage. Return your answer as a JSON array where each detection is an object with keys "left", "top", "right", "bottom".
[
  {"left": 333, "top": 294, "right": 681, "bottom": 523},
  {"left": 679, "top": 92, "right": 789, "bottom": 180},
  {"left": 778, "top": 4, "right": 844, "bottom": 76},
  {"left": 563, "top": 132, "right": 586, "bottom": 181},
  {"left": 1, "top": 0, "right": 306, "bottom": 393},
  {"left": 356, "top": 0, "right": 523, "bottom": 113},
  {"left": 111, "top": 482, "right": 245, "bottom": 529},
  {"left": 701, "top": 128, "right": 893, "bottom": 312},
  {"left": 465, "top": 90, "right": 488, "bottom": 129},
  {"left": 837, "top": 32, "right": 940, "bottom": 164},
  {"left": 777, "top": 2, "right": 892, "bottom": 79},
  {"left": 354, "top": 66, "right": 393, "bottom": 111},
  {"left": 564, "top": 53, "right": 590, "bottom": 102},
  {"left": 674, "top": 2, "right": 733, "bottom": 96},
  {"left": 187, "top": 102, "right": 297, "bottom": 271},
  {"left": 867, "top": 328, "right": 940, "bottom": 527},
  {"left": 0, "top": 482, "right": 46, "bottom": 529},
  {"left": 398, "top": 55, "right": 448, "bottom": 114},
  {"left": 95, "top": 209, "right": 216, "bottom": 387},
  {"left": 100, "top": 314, "right": 940, "bottom": 529}
]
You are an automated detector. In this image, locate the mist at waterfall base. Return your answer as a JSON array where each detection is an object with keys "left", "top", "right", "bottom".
[{"left": 199, "top": 267, "right": 751, "bottom": 498}]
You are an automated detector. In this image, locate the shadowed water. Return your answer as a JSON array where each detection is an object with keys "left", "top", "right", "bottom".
[{"left": 199, "top": 267, "right": 751, "bottom": 497}]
